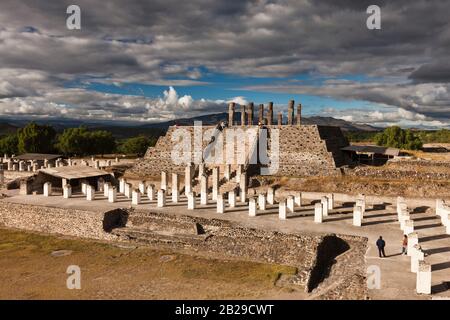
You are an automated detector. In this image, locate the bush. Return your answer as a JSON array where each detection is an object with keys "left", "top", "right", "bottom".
[
  {"left": 17, "top": 122, "right": 56, "bottom": 154},
  {"left": 374, "top": 126, "right": 423, "bottom": 150},
  {"left": 117, "top": 135, "right": 151, "bottom": 156},
  {"left": 0, "top": 134, "right": 19, "bottom": 155},
  {"left": 57, "top": 127, "right": 116, "bottom": 156}
]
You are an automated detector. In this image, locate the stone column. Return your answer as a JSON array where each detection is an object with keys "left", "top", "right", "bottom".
[
  {"left": 198, "top": 163, "right": 205, "bottom": 178},
  {"left": 249, "top": 196, "right": 257, "bottom": 217},
  {"left": 108, "top": 187, "right": 117, "bottom": 203},
  {"left": 279, "top": 199, "right": 287, "bottom": 220},
  {"left": 294, "top": 192, "right": 302, "bottom": 207},
  {"left": 241, "top": 104, "right": 246, "bottom": 126},
  {"left": 7, "top": 160, "right": 12, "bottom": 171},
  {"left": 185, "top": 164, "right": 193, "bottom": 194},
  {"left": 411, "top": 244, "right": 424, "bottom": 273},
  {"left": 327, "top": 193, "right": 334, "bottom": 210},
  {"left": 287, "top": 195, "right": 295, "bottom": 213},
  {"left": 97, "top": 178, "right": 105, "bottom": 192},
  {"left": 398, "top": 201, "right": 407, "bottom": 221},
  {"left": 147, "top": 184, "right": 155, "bottom": 201},
  {"left": 0, "top": 169, "right": 4, "bottom": 185},
  {"left": 267, "top": 102, "right": 273, "bottom": 125},
  {"left": 115, "top": 157, "right": 120, "bottom": 163},
  {"left": 81, "top": 180, "right": 88, "bottom": 195},
  {"left": 247, "top": 102, "right": 254, "bottom": 126},
  {"left": 138, "top": 181, "right": 146, "bottom": 194},
  {"left": 404, "top": 220, "right": 414, "bottom": 235},
  {"left": 235, "top": 165, "right": 242, "bottom": 183},
  {"left": 32, "top": 162, "right": 38, "bottom": 172},
  {"left": 407, "top": 232, "right": 419, "bottom": 257},
  {"left": 258, "top": 193, "right": 266, "bottom": 211},
  {"left": 239, "top": 173, "right": 247, "bottom": 203},
  {"left": 104, "top": 182, "right": 111, "bottom": 197},
  {"left": 200, "top": 174, "right": 208, "bottom": 205},
  {"left": 277, "top": 112, "right": 283, "bottom": 126},
  {"left": 353, "top": 206, "right": 363, "bottom": 227},
  {"left": 228, "top": 190, "right": 236, "bottom": 208},
  {"left": 287, "top": 100, "right": 294, "bottom": 125},
  {"left": 119, "top": 178, "right": 125, "bottom": 193},
  {"left": 86, "top": 185, "right": 95, "bottom": 201},
  {"left": 356, "top": 196, "right": 366, "bottom": 217},
  {"left": 400, "top": 214, "right": 410, "bottom": 231},
  {"left": 124, "top": 183, "right": 132, "bottom": 198},
  {"left": 132, "top": 189, "right": 141, "bottom": 205},
  {"left": 157, "top": 189, "right": 166, "bottom": 207},
  {"left": 44, "top": 159, "right": 48, "bottom": 168},
  {"left": 187, "top": 192, "right": 196, "bottom": 210},
  {"left": 224, "top": 164, "right": 231, "bottom": 180},
  {"left": 216, "top": 193, "right": 225, "bottom": 214},
  {"left": 314, "top": 202, "right": 323, "bottom": 223},
  {"left": 12, "top": 163, "right": 17, "bottom": 171},
  {"left": 43, "top": 182, "right": 52, "bottom": 197},
  {"left": 228, "top": 102, "right": 235, "bottom": 126},
  {"left": 63, "top": 184, "right": 72, "bottom": 199},
  {"left": 161, "top": 171, "right": 167, "bottom": 191},
  {"left": 296, "top": 103, "right": 302, "bottom": 126},
  {"left": 94, "top": 160, "right": 100, "bottom": 169},
  {"left": 416, "top": 261, "right": 431, "bottom": 294},
  {"left": 212, "top": 167, "right": 219, "bottom": 201},
  {"left": 19, "top": 161, "right": 24, "bottom": 171},
  {"left": 258, "top": 104, "right": 264, "bottom": 124},
  {"left": 267, "top": 187, "right": 275, "bottom": 205},
  {"left": 171, "top": 173, "right": 179, "bottom": 203},
  {"left": 321, "top": 196, "right": 329, "bottom": 217}
]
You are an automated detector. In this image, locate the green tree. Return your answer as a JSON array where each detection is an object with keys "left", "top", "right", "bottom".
[
  {"left": 17, "top": 122, "right": 56, "bottom": 154},
  {"left": 87, "top": 130, "right": 116, "bottom": 156},
  {"left": 118, "top": 135, "right": 151, "bottom": 156},
  {"left": 0, "top": 134, "right": 19, "bottom": 155},
  {"left": 57, "top": 127, "right": 116, "bottom": 156},
  {"left": 374, "top": 126, "right": 423, "bottom": 150}
]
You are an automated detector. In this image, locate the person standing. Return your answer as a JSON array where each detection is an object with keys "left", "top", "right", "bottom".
[
  {"left": 376, "top": 236, "right": 386, "bottom": 258},
  {"left": 402, "top": 235, "right": 408, "bottom": 255}
]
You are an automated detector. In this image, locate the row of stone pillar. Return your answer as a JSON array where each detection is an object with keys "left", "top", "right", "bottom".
[{"left": 227, "top": 100, "right": 302, "bottom": 126}]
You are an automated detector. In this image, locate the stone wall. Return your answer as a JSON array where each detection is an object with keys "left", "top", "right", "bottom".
[
  {"left": 126, "top": 124, "right": 349, "bottom": 179},
  {"left": 0, "top": 201, "right": 118, "bottom": 241}
]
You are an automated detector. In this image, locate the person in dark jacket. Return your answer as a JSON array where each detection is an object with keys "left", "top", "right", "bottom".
[{"left": 376, "top": 236, "right": 386, "bottom": 258}]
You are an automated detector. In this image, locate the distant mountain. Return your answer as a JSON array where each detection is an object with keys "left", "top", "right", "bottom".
[{"left": 0, "top": 113, "right": 381, "bottom": 139}]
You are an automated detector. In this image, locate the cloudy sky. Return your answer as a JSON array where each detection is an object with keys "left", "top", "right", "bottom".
[{"left": 0, "top": 0, "right": 449, "bottom": 128}]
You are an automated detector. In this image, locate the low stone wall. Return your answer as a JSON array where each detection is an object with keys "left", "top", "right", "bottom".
[{"left": 0, "top": 201, "right": 118, "bottom": 241}]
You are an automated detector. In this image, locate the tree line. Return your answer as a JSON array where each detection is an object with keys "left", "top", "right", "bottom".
[{"left": 0, "top": 122, "right": 161, "bottom": 157}]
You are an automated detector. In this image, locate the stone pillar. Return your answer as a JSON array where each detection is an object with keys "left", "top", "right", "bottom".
[
  {"left": 287, "top": 100, "right": 294, "bottom": 125},
  {"left": 277, "top": 112, "right": 282, "bottom": 126},
  {"left": 138, "top": 181, "right": 146, "bottom": 194},
  {"left": 171, "top": 173, "right": 179, "bottom": 203},
  {"left": 267, "top": 187, "right": 275, "bottom": 205},
  {"left": 258, "top": 193, "right": 266, "bottom": 211},
  {"left": 353, "top": 206, "right": 363, "bottom": 227},
  {"left": 0, "top": 169, "right": 4, "bottom": 184},
  {"left": 198, "top": 163, "right": 205, "bottom": 178},
  {"left": 86, "top": 185, "right": 95, "bottom": 201},
  {"left": 239, "top": 173, "right": 247, "bottom": 203},
  {"left": 327, "top": 193, "right": 334, "bottom": 210},
  {"left": 43, "top": 182, "right": 52, "bottom": 197},
  {"left": 68, "top": 158, "right": 73, "bottom": 166},
  {"left": 106, "top": 159, "right": 112, "bottom": 167},
  {"left": 407, "top": 232, "right": 418, "bottom": 257},
  {"left": 32, "top": 162, "right": 38, "bottom": 172},
  {"left": 44, "top": 159, "right": 48, "bottom": 168},
  {"left": 398, "top": 202, "right": 408, "bottom": 221},
  {"left": 132, "top": 189, "right": 141, "bottom": 205},
  {"left": 63, "top": 184, "right": 72, "bottom": 199},
  {"left": 267, "top": 102, "right": 273, "bottom": 125},
  {"left": 321, "top": 196, "right": 329, "bottom": 217},
  {"left": 94, "top": 160, "right": 100, "bottom": 169},
  {"left": 228, "top": 102, "right": 235, "bottom": 126},
  {"left": 19, "top": 161, "right": 25, "bottom": 171},
  {"left": 7, "top": 160, "right": 13, "bottom": 171},
  {"left": 235, "top": 165, "right": 242, "bottom": 183},
  {"left": 104, "top": 182, "right": 111, "bottom": 197},
  {"left": 212, "top": 167, "right": 219, "bottom": 201},
  {"left": 404, "top": 220, "right": 414, "bottom": 235},
  {"left": 287, "top": 195, "right": 295, "bottom": 213},
  {"left": 416, "top": 261, "right": 431, "bottom": 295},
  {"left": 187, "top": 192, "right": 196, "bottom": 210},
  {"left": 27, "top": 164, "right": 31, "bottom": 171},
  {"left": 157, "top": 189, "right": 166, "bottom": 207},
  {"left": 147, "top": 184, "right": 155, "bottom": 201},
  {"left": 400, "top": 213, "right": 410, "bottom": 231},
  {"left": 258, "top": 104, "right": 264, "bottom": 124},
  {"left": 356, "top": 195, "right": 366, "bottom": 217},
  {"left": 247, "top": 102, "right": 254, "bottom": 126},
  {"left": 161, "top": 171, "right": 167, "bottom": 191},
  {"left": 249, "top": 196, "right": 257, "bottom": 217},
  {"left": 294, "top": 192, "right": 302, "bottom": 207},
  {"left": 216, "top": 193, "right": 225, "bottom": 214},
  {"left": 240, "top": 104, "right": 246, "bottom": 126},
  {"left": 411, "top": 244, "right": 425, "bottom": 273},
  {"left": 296, "top": 103, "right": 302, "bottom": 126},
  {"left": 115, "top": 157, "right": 120, "bottom": 163},
  {"left": 81, "top": 180, "right": 88, "bottom": 195},
  {"left": 119, "top": 178, "right": 125, "bottom": 193},
  {"left": 124, "top": 183, "right": 133, "bottom": 198},
  {"left": 108, "top": 187, "right": 117, "bottom": 203},
  {"left": 224, "top": 164, "right": 231, "bottom": 180},
  {"left": 97, "top": 178, "right": 105, "bottom": 192},
  {"left": 200, "top": 174, "right": 208, "bottom": 205},
  {"left": 12, "top": 163, "right": 17, "bottom": 171},
  {"left": 314, "top": 202, "right": 323, "bottom": 223},
  {"left": 228, "top": 190, "right": 236, "bottom": 208},
  {"left": 185, "top": 165, "right": 193, "bottom": 194},
  {"left": 279, "top": 199, "right": 287, "bottom": 220}
]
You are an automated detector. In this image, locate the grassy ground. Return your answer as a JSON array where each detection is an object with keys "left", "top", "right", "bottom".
[{"left": 0, "top": 228, "right": 298, "bottom": 300}]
